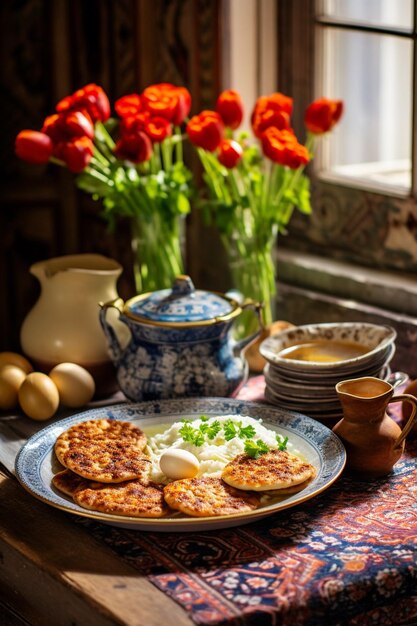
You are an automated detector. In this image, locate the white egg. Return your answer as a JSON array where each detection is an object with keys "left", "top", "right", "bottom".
[
  {"left": 159, "top": 449, "right": 200, "bottom": 480},
  {"left": 49, "top": 363, "right": 95, "bottom": 408}
]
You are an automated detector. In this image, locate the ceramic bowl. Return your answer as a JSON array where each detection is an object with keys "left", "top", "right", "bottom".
[
  {"left": 259, "top": 322, "right": 396, "bottom": 373},
  {"left": 264, "top": 343, "right": 395, "bottom": 383}
]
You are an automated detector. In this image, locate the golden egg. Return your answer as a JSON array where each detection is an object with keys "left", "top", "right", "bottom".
[
  {"left": 18, "top": 372, "right": 60, "bottom": 421},
  {"left": 0, "top": 351, "right": 33, "bottom": 374},
  {"left": 49, "top": 363, "right": 95, "bottom": 408},
  {"left": 0, "top": 365, "right": 27, "bottom": 410}
]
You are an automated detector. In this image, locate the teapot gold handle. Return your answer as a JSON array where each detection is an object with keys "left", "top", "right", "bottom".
[
  {"left": 240, "top": 299, "right": 265, "bottom": 326},
  {"left": 391, "top": 393, "right": 417, "bottom": 448},
  {"left": 99, "top": 298, "right": 125, "bottom": 365},
  {"left": 232, "top": 299, "right": 265, "bottom": 355}
]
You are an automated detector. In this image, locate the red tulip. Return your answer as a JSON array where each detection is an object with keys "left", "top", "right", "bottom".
[
  {"left": 251, "top": 92, "right": 293, "bottom": 138},
  {"left": 15, "top": 130, "right": 53, "bottom": 164},
  {"left": 41, "top": 114, "right": 61, "bottom": 142},
  {"left": 186, "top": 111, "right": 224, "bottom": 152},
  {"left": 119, "top": 112, "right": 151, "bottom": 136},
  {"left": 56, "top": 83, "right": 111, "bottom": 123},
  {"left": 172, "top": 86, "right": 192, "bottom": 125},
  {"left": 217, "top": 139, "right": 243, "bottom": 168},
  {"left": 42, "top": 111, "right": 94, "bottom": 143},
  {"left": 114, "top": 131, "right": 153, "bottom": 163},
  {"left": 262, "top": 128, "right": 310, "bottom": 169},
  {"left": 216, "top": 90, "right": 244, "bottom": 129},
  {"left": 54, "top": 136, "right": 94, "bottom": 173},
  {"left": 145, "top": 117, "right": 172, "bottom": 143},
  {"left": 254, "top": 109, "right": 291, "bottom": 137},
  {"left": 304, "top": 98, "right": 343, "bottom": 134},
  {"left": 115, "top": 94, "right": 143, "bottom": 118},
  {"left": 142, "top": 83, "right": 191, "bottom": 125}
]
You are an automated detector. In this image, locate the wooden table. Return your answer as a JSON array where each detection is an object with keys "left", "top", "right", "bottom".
[{"left": 0, "top": 466, "right": 192, "bottom": 626}]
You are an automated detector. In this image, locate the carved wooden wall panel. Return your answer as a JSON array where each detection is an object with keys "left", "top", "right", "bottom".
[{"left": 0, "top": 0, "right": 222, "bottom": 351}]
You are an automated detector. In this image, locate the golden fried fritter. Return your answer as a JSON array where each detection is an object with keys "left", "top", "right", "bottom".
[
  {"left": 54, "top": 419, "right": 149, "bottom": 483},
  {"left": 74, "top": 479, "right": 170, "bottom": 518},
  {"left": 52, "top": 469, "right": 89, "bottom": 497},
  {"left": 221, "top": 449, "right": 316, "bottom": 491},
  {"left": 261, "top": 471, "right": 317, "bottom": 496},
  {"left": 163, "top": 476, "right": 260, "bottom": 517}
]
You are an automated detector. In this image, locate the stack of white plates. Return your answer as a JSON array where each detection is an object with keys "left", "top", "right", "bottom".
[{"left": 259, "top": 322, "right": 397, "bottom": 422}]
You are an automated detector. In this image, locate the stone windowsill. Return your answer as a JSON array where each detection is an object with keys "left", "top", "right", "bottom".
[{"left": 276, "top": 248, "right": 417, "bottom": 318}]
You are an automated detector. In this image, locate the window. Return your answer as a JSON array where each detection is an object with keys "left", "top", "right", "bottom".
[{"left": 317, "top": 0, "right": 414, "bottom": 195}]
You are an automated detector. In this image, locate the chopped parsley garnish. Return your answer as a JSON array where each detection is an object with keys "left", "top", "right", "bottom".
[
  {"left": 179, "top": 418, "right": 221, "bottom": 446},
  {"left": 199, "top": 420, "right": 221, "bottom": 439},
  {"left": 224, "top": 419, "right": 240, "bottom": 441},
  {"left": 276, "top": 434, "right": 288, "bottom": 451},
  {"left": 179, "top": 423, "right": 199, "bottom": 443},
  {"left": 239, "top": 424, "right": 256, "bottom": 439},
  {"left": 178, "top": 415, "right": 290, "bottom": 452},
  {"left": 244, "top": 439, "right": 270, "bottom": 458}
]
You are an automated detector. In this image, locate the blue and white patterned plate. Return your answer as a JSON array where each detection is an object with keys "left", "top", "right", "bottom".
[{"left": 15, "top": 398, "right": 346, "bottom": 532}]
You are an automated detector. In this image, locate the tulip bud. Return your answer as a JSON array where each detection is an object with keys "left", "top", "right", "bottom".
[
  {"left": 15, "top": 130, "right": 53, "bottom": 164},
  {"left": 217, "top": 139, "right": 243, "bottom": 169},
  {"left": 304, "top": 98, "right": 343, "bottom": 134},
  {"left": 216, "top": 90, "right": 244, "bottom": 130},
  {"left": 54, "top": 137, "right": 94, "bottom": 173},
  {"left": 114, "top": 131, "right": 153, "bottom": 163}
]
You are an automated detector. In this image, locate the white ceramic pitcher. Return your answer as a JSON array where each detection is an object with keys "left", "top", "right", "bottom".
[{"left": 20, "top": 254, "right": 124, "bottom": 394}]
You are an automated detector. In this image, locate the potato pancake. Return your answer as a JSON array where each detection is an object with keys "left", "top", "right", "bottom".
[
  {"left": 55, "top": 419, "right": 149, "bottom": 483},
  {"left": 74, "top": 480, "right": 170, "bottom": 518},
  {"left": 52, "top": 469, "right": 89, "bottom": 496},
  {"left": 55, "top": 419, "right": 147, "bottom": 457},
  {"left": 261, "top": 471, "right": 317, "bottom": 496},
  {"left": 163, "top": 476, "right": 260, "bottom": 517},
  {"left": 221, "top": 449, "right": 316, "bottom": 491}
]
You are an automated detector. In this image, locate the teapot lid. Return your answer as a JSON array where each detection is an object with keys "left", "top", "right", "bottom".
[{"left": 125, "top": 275, "right": 238, "bottom": 326}]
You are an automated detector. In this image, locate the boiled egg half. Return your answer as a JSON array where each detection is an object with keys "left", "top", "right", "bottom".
[{"left": 159, "top": 449, "right": 200, "bottom": 480}]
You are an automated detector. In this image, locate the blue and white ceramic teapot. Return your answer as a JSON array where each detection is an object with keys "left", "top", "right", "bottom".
[{"left": 99, "top": 275, "right": 262, "bottom": 401}]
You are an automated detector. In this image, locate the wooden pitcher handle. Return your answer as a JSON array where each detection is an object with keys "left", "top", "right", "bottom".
[{"left": 391, "top": 393, "right": 417, "bottom": 448}]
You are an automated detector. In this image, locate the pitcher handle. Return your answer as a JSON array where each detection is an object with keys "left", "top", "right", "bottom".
[
  {"left": 99, "top": 298, "right": 125, "bottom": 366},
  {"left": 391, "top": 393, "right": 417, "bottom": 448}
]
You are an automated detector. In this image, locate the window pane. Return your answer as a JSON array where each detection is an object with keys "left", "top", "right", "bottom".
[
  {"left": 321, "top": 0, "right": 414, "bottom": 31},
  {"left": 320, "top": 28, "right": 412, "bottom": 192}
]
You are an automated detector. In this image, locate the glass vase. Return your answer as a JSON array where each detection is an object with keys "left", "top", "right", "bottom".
[
  {"left": 224, "top": 231, "right": 277, "bottom": 339},
  {"left": 131, "top": 212, "right": 185, "bottom": 294}
]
